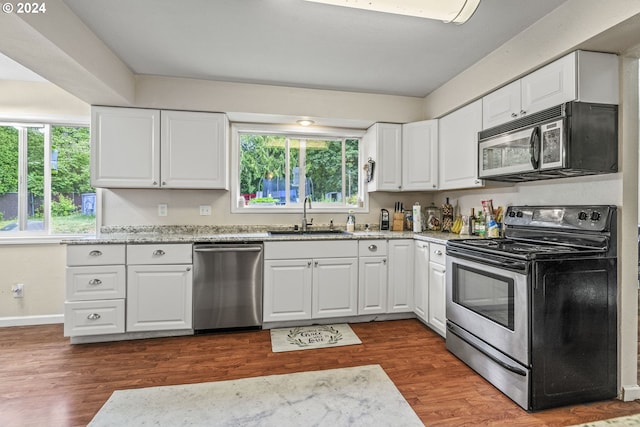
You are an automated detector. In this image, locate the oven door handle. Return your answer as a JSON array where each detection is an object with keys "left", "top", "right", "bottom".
[
  {"left": 446, "top": 248, "right": 528, "bottom": 272},
  {"left": 447, "top": 323, "right": 527, "bottom": 377}
]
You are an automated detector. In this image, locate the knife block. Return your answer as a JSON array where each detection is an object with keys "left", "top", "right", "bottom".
[{"left": 392, "top": 213, "right": 405, "bottom": 231}]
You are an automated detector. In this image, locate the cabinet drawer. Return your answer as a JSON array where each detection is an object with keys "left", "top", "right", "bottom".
[
  {"left": 127, "top": 244, "right": 192, "bottom": 265},
  {"left": 430, "top": 243, "right": 446, "bottom": 265},
  {"left": 67, "top": 244, "right": 125, "bottom": 266},
  {"left": 64, "top": 299, "right": 125, "bottom": 337},
  {"left": 66, "top": 266, "right": 126, "bottom": 301},
  {"left": 358, "top": 240, "right": 388, "bottom": 256}
]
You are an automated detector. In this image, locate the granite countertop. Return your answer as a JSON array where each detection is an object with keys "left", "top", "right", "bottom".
[{"left": 63, "top": 225, "right": 467, "bottom": 245}]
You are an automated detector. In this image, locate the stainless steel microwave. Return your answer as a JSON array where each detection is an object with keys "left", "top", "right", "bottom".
[{"left": 478, "top": 102, "right": 618, "bottom": 182}]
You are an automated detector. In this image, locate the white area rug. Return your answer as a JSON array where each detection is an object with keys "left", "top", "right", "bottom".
[
  {"left": 270, "top": 323, "right": 362, "bottom": 353},
  {"left": 88, "top": 365, "right": 424, "bottom": 427},
  {"left": 570, "top": 414, "right": 640, "bottom": 427}
]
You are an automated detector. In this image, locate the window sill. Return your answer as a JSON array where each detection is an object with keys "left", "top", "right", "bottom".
[
  {"left": 0, "top": 234, "right": 94, "bottom": 245},
  {"left": 231, "top": 206, "right": 368, "bottom": 214}
]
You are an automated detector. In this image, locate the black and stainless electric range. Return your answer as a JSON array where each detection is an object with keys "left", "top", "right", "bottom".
[{"left": 446, "top": 205, "right": 617, "bottom": 411}]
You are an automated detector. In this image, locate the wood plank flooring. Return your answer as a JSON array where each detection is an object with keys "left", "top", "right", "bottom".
[{"left": 1, "top": 319, "right": 639, "bottom": 427}]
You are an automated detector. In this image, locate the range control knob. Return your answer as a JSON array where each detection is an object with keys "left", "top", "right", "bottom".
[
  {"left": 578, "top": 211, "right": 588, "bottom": 221},
  {"left": 590, "top": 211, "right": 602, "bottom": 221}
]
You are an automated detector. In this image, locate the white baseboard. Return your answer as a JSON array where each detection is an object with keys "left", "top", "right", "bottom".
[
  {"left": 622, "top": 385, "right": 640, "bottom": 401},
  {"left": 0, "top": 314, "right": 64, "bottom": 327}
]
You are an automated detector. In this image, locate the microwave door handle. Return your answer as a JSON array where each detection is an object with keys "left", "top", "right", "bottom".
[{"left": 529, "top": 126, "right": 540, "bottom": 169}]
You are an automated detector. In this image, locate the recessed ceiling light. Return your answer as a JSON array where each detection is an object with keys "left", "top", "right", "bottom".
[{"left": 297, "top": 119, "right": 315, "bottom": 126}]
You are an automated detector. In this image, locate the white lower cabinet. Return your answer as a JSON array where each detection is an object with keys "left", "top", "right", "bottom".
[
  {"left": 427, "top": 243, "right": 447, "bottom": 337},
  {"left": 358, "top": 240, "right": 388, "bottom": 315},
  {"left": 263, "top": 241, "right": 358, "bottom": 322},
  {"left": 263, "top": 259, "right": 313, "bottom": 322},
  {"left": 312, "top": 258, "right": 358, "bottom": 318},
  {"left": 413, "top": 241, "right": 429, "bottom": 322},
  {"left": 64, "top": 244, "right": 126, "bottom": 337},
  {"left": 126, "top": 244, "right": 193, "bottom": 332},
  {"left": 126, "top": 264, "right": 193, "bottom": 332},
  {"left": 387, "top": 239, "right": 414, "bottom": 313},
  {"left": 413, "top": 241, "right": 447, "bottom": 337}
]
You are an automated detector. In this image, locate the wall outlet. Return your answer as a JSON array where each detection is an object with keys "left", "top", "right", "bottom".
[
  {"left": 12, "top": 283, "right": 24, "bottom": 298},
  {"left": 199, "top": 205, "right": 212, "bottom": 216},
  {"left": 158, "top": 203, "right": 168, "bottom": 217}
]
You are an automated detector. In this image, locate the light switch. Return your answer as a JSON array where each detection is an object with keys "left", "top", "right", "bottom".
[
  {"left": 199, "top": 205, "right": 212, "bottom": 216},
  {"left": 158, "top": 204, "right": 168, "bottom": 216}
]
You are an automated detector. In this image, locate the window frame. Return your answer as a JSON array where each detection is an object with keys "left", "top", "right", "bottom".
[
  {"left": 0, "top": 118, "right": 97, "bottom": 242},
  {"left": 230, "top": 123, "right": 368, "bottom": 214}
]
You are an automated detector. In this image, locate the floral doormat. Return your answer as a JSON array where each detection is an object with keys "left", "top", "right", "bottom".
[{"left": 270, "top": 323, "right": 362, "bottom": 353}]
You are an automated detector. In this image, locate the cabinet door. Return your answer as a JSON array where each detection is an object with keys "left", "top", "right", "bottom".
[
  {"left": 402, "top": 120, "right": 438, "bottom": 191},
  {"left": 521, "top": 53, "right": 576, "bottom": 116},
  {"left": 438, "top": 99, "right": 483, "bottom": 190},
  {"left": 126, "top": 264, "right": 193, "bottom": 332},
  {"left": 161, "top": 111, "right": 228, "bottom": 189},
  {"left": 91, "top": 106, "right": 160, "bottom": 188},
  {"left": 413, "top": 241, "right": 429, "bottom": 322},
  {"left": 428, "top": 261, "right": 447, "bottom": 337},
  {"left": 264, "top": 259, "right": 312, "bottom": 322},
  {"left": 482, "top": 80, "right": 521, "bottom": 129},
  {"left": 366, "top": 123, "right": 402, "bottom": 191},
  {"left": 358, "top": 256, "right": 388, "bottom": 315},
  {"left": 387, "top": 240, "right": 415, "bottom": 313},
  {"left": 313, "top": 258, "right": 358, "bottom": 318}
]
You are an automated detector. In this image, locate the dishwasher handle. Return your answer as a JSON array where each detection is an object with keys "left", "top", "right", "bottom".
[{"left": 194, "top": 246, "right": 262, "bottom": 253}]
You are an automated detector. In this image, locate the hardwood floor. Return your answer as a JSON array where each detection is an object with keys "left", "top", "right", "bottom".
[{"left": 1, "top": 319, "right": 639, "bottom": 427}]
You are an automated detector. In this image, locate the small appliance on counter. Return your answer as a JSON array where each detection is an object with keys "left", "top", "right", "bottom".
[{"left": 380, "top": 209, "right": 390, "bottom": 230}]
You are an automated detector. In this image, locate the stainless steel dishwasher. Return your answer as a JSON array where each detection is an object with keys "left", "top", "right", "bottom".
[{"left": 192, "top": 243, "right": 263, "bottom": 332}]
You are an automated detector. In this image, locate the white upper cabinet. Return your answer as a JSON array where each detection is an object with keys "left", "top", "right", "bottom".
[
  {"left": 365, "top": 120, "right": 438, "bottom": 192},
  {"left": 91, "top": 107, "right": 160, "bottom": 188},
  {"left": 401, "top": 120, "right": 438, "bottom": 191},
  {"left": 161, "top": 110, "right": 228, "bottom": 189},
  {"left": 438, "top": 99, "right": 483, "bottom": 190},
  {"left": 365, "top": 123, "right": 402, "bottom": 191},
  {"left": 91, "top": 106, "right": 229, "bottom": 189},
  {"left": 482, "top": 51, "right": 619, "bottom": 129}
]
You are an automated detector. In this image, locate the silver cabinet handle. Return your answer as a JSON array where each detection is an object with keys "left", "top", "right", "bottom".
[
  {"left": 383, "top": 259, "right": 387, "bottom": 265},
  {"left": 307, "top": 261, "right": 312, "bottom": 268},
  {"left": 511, "top": 112, "right": 518, "bottom": 118},
  {"left": 153, "top": 249, "right": 166, "bottom": 256},
  {"left": 314, "top": 261, "right": 319, "bottom": 267},
  {"left": 88, "top": 279, "right": 102, "bottom": 286},
  {"left": 87, "top": 313, "right": 101, "bottom": 320},
  {"left": 186, "top": 267, "right": 191, "bottom": 272},
  {"left": 368, "top": 244, "right": 377, "bottom": 251},
  {"left": 162, "top": 181, "right": 167, "bottom": 186},
  {"left": 520, "top": 110, "right": 527, "bottom": 115},
  {"left": 433, "top": 250, "right": 443, "bottom": 256},
  {"left": 153, "top": 181, "right": 158, "bottom": 185},
  {"left": 89, "top": 250, "right": 102, "bottom": 257}
]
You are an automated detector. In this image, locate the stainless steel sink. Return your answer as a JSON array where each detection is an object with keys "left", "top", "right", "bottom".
[{"left": 268, "top": 229, "right": 350, "bottom": 236}]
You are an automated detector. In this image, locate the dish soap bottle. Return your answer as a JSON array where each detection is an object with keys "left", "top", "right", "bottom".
[{"left": 346, "top": 210, "right": 356, "bottom": 232}]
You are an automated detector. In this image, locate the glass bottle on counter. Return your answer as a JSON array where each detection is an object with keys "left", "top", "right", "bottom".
[
  {"left": 346, "top": 210, "right": 356, "bottom": 232},
  {"left": 475, "top": 210, "right": 486, "bottom": 237},
  {"left": 469, "top": 208, "right": 476, "bottom": 235}
]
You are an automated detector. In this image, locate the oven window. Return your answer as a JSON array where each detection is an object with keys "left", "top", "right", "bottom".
[{"left": 452, "top": 264, "right": 515, "bottom": 330}]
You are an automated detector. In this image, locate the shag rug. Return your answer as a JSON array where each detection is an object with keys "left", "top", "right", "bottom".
[
  {"left": 270, "top": 323, "right": 362, "bottom": 352},
  {"left": 88, "top": 364, "right": 424, "bottom": 427}
]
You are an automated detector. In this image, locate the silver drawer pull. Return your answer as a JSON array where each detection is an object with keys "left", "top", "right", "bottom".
[
  {"left": 153, "top": 250, "right": 166, "bottom": 256},
  {"left": 88, "top": 279, "right": 102, "bottom": 286},
  {"left": 433, "top": 250, "right": 443, "bottom": 256},
  {"left": 89, "top": 250, "right": 102, "bottom": 257},
  {"left": 368, "top": 244, "right": 377, "bottom": 251},
  {"left": 87, "top": 313, "right": 101, "bottom": 320}
]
